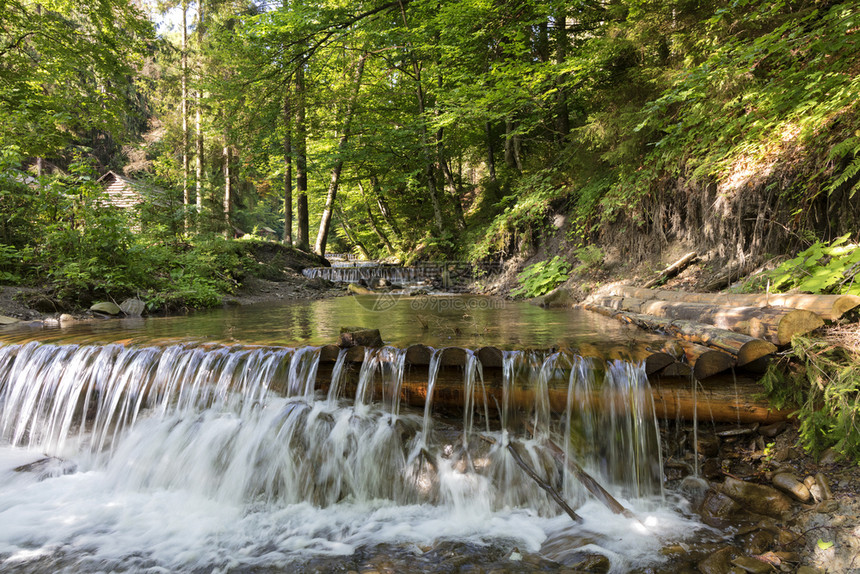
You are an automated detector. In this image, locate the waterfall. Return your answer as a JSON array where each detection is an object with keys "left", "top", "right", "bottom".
[{"left": 0, "top": 340, "right": 697, "bottom": 573}]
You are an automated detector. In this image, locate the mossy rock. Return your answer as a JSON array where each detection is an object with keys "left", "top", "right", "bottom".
[{"left": 90, "top": 301, "right": 122, "bottom": 316}]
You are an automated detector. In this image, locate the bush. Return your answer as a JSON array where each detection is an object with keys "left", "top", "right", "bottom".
[
  {"left": 762, "top": 336, "right": 860, "bottom": 462},
  {"left": 511, "top": 256, "right": 571, "bottom": 298}
]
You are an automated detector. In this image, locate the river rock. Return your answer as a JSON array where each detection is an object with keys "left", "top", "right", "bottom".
[
  {"left": 758, "top": 421, "right": 786, "bottom": 438},
  {"left": 347, "top": 283, "right": 374, "bottom": 295},
  {"left": 90, "top": 301, "right": 122, "bottom": 316},
  {"left": 120, "top": 298, "right": 145, "bottom": 317},
  {"left": 339, "top": 327, "right": 383, "bottom": 348},
  {"left": 697, "top": 546, "right": 739, "bottom": 574},
  {"left": 719, "top": 477, "right": 793, "bottom": 518},
  {"left": 0, "top": 314, "right": 19, "bottom": 325},
  {"left": 796, "top": 567, "right": 825, "bottom": 574},
  {"left": 818, "top": 447, "right": 840, "bottom": 465},
  {"left": 814, "top": 473, "right": 833, "bottom": 500},
  {"left": 730, "top": 555, "right": 772, "bottom": 574},
  {"left": 699, "top": 490, "right": 746, "bottom": 528},
  {"left": 772, "top": 473, "right": 811, "bottom": 502},
  {"left": 569, "top": 553, "right": 610, "bottom": 573},
  {"left": 692, "top": 432, "right": 721, "bottom": 457},
  {"left": 59, "top": 313, "right": 75, "bottom": 323},
  {"left": 739, "top": 529, "right": 775, "bottom": 555},
  {"left": 14, "top": 456, "right": 78, "bottom": 481}
]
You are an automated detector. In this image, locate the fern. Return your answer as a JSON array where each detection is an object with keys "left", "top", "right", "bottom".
[{"left": 827, "top": 136, "right": 860, "bottom": 198}]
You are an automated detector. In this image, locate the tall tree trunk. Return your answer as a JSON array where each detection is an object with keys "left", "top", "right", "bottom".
[
  {"left": 283, "top": 89, "right": 293, "bottom": 246},
  {"left": 336, "top": 199, "right": 371, "bottom": 260},
  {"left": 314, "top": 52, "right": 367, "bottom": 256},
  {"left": 181, "top": 0, "right": 189, "bottom": 232},
  {"left": 295, "top": 63, "right": 310, "bottom": 251},
  {"left": 504, "top": 118, "right": 522, "bottom": 172},
  {"left": 370, "top": 175, "right": 401, "bottom": 239},
  {"left": 223, "top": 141, "right": 231, "bottom": 237},
  {"left": 359, "top": 181, "right": 395, "bottom": 256},
  {"left": 554, "top": 9, "right": 569, "bottom": 139},
  {"left": 398, "top": 0, "right": 445, "bottom": 236},
  {"left": 485, "top": 122, "right": 497, "bottom": 183},
  {"left": 195, "top": 0, "right": 204, "bottom": 221}
]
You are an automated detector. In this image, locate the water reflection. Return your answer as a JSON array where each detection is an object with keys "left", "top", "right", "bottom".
[{"left": 0, "top": 294, "right": 670, "bottom": 351}]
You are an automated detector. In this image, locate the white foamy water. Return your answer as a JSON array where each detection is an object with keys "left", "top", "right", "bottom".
[{"left": 0, "top": 341, "right": 705, "bottom": 572}]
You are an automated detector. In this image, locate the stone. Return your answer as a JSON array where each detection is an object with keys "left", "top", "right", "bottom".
[
  {"left": 120, "top": 298, "right": 145, "bottom": 317},
  {"left": 347, "top": 283, "right": 374, "bottom": 296},
  {"left": 0, "top": 314, "right": 19, "bottom": 325},
  {"left": 771, "top": 473, "right": 811, "bottom": 502},
  {"left": 90, "top": 301, "right": 122, "bottom": 315},
  {"left": 796, "top": 567, "right": 825, "bottom": 574},
  {"left": 698, "top": 546, "right": 739, "bottom": 574},
  {"left": 702, "top": 457, "right": 723, "bottom": 479},
  {"left": 680, "top": 475, "right": 710, "bottom": 508},
  {"left": 730, "top": 556, "right": 773, "bottom": 574},
  {"left": 569, "top": 554, "right": 609, "bottom": 573},
  {"left": 339, "top": 327, "right": 383, "bottom": 348},
  {"left": 740, "top": 529, "right": 775, "bottom": 555},
  {"left": 758, "top": 421, "right": 787, "bottom": 438},
  {"left": 818, "top": 447, "right": 840, "bottom": 465},
  {"left": 59, "top": 313, "right": 75, "bottom": 323},
  {"left": 719, "top": 477, "right": 793, "bottom": 518},
  {"left": 692, "top": 432, "right": 721, "bottom": 457},
  {"left": 814, "top": 473, "right": 833, "bottom": 500},
  {"left": 700, "top": 490, "right": 746, "bottom": 528},
  {"left": 815, "top": 499, "right": 839, "bottom": 513}
]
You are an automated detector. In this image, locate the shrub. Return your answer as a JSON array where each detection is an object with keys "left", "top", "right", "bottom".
[{"left": 511, "top": 256, "right": 571, "bottom": 298}]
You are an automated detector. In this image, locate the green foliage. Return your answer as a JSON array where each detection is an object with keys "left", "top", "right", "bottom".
[
  {"left": 762, "top": 336, "right": 860, "bottom": 463},
  {"left": 769, "top": 235, "right": 860, "bottom": 295},
  {"left": 572, "top": 245, "right": 604, "bottom": 275},
  {"left": 511, "top": 256, "right": 571, "bottom": 298}
]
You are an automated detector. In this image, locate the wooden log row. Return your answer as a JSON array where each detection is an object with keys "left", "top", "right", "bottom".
[
  {"left": 318, "top": 343, "right": 682, "bottom": 376},
  {"left": 602, "top": 286, "right": 860, "bottom": 322},
  {"left": 588, "top": 296, "right": 824, "bottom": 346},
  {"left": 309, "top": 362, "right": 790, "bottom": 424},
  {"left": 582, "top": 303, "right": 777, "bottom": 368}
]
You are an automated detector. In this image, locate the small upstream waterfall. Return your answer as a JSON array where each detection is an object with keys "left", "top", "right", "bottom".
[{"left": 0, "top": 340, "right": 699, "bottom": 572}]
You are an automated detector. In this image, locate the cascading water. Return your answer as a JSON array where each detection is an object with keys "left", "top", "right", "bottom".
[{"left": 0, "top": 340, "right": 702, "bottom": 573}]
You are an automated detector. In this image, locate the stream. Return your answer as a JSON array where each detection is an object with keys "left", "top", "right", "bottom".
[{"left": 0, "top": 295, "right": 778, "bottom": 573}]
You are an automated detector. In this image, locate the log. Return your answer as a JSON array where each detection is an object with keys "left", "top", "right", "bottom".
[
  {"left": 642, "top": 251, "right": 698, "bottom": 288},
  {"left": 678, "top": 341, "right": 737, "bottom": 380},
  {"left": 582, "top": 304, "right": 777, "bottom": 367},
  {"left": 604, "top": 286, "right": 860, "bottom": 322},
  {"left": 312, "top": 363, "right": 790, "bottom": 423},
  {"left": 594, "top": 297, "right": 824, "bottom": 346}
]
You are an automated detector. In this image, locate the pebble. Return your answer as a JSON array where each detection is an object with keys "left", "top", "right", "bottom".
[
  {"left": 796, "top": 567, "right": 825, "bottom": 574},
  {"left": 758, "top": 421, "right": 787, "bottom": 438}
]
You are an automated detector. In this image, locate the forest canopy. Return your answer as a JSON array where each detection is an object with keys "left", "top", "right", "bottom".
[{"left": 1, "top": 0, "right": 858, "bottom": 306}]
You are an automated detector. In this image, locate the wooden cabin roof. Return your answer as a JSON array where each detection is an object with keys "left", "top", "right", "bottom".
[{"left": 97, "top": 171, "right": 165, "bottom": 208}]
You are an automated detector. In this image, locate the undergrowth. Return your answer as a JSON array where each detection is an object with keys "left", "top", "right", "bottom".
[{"left": 762, "top": 335, "right": 860, "bottom": 463}]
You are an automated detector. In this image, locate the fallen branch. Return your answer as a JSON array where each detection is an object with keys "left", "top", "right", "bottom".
[
  {"left": 526, "top": 423, "right": 634, "bottom": 518},
  {"left": 643, "top": 252, "right": 697, "bottom": 289},
  {"left": 480, "top": 434, "right": 582, "bottom": 523}
]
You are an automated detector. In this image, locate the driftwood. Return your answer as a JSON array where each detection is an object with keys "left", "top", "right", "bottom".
[
  {"left": 642, "top": 251, "right": 698, "bottom": 289},
  {"left": 583, "top": 304, "right": 777, "bottom": 367},
  {"left": 590, "top": 296, "right": 824, "bottom": 346},
  {"left": 604, "top": 286, "right": 860, "bottom": 322}
]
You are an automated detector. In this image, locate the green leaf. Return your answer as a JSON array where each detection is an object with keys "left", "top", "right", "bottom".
[{"left": 817, "top": 539, "right": 834, "bottom": 550}]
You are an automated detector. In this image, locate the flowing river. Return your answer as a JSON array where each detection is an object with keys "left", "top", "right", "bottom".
[{"left": 0, "top": 295, "right": 711, "bottom": 573}]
